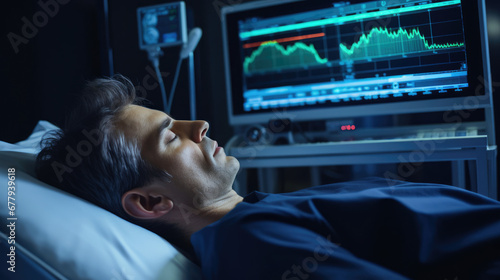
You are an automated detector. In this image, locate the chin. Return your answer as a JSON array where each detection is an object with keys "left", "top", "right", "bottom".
[
  {"left": 223, "top": 158, "right": 240, "bottom": 189},
  {"left": 228, "top": 157, "right": 240, "bottom": 174}
]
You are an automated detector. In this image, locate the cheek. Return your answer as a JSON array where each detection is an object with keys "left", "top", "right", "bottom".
[{"left": 168, "top": 145, "right": 208, "bottom": 177}]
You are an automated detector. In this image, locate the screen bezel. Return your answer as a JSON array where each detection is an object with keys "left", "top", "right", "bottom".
[{"left": 222, "top": 0, "right": 492, "bottom": 126}]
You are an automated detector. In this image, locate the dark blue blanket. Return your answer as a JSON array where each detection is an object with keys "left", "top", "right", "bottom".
[{"left": 191, "top": 178, "right": 500, "bottom": 280}]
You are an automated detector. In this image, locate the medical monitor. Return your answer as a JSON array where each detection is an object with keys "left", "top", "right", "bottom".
[
  {"left": 137, "top": 2, "right": 187, "bottom": 50},
  {"left": 222, "top": 0, "right": 493, "bottom": 130}
]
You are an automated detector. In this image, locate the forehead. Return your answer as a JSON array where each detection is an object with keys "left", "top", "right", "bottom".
[{"left": 114, "top": 104, "right": 168, "bottom": 142}]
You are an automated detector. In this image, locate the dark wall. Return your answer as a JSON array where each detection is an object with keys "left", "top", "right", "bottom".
[{"left": 2, "top": 0, "right": 104, "bottom": 143}]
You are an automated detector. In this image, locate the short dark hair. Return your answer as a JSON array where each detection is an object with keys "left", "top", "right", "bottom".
[{"left": 36, "top": 75, "right": 184, "bottom": 246}]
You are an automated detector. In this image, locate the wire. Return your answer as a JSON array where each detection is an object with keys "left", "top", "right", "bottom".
[
  {"left": 151, "top": 57, "right": 169, "bottom": 113},
  {"left": 148, "top": 47, "right": 184, "bottom": 114},
  {"left": 166, "top": 54, "right": 184, "bottom": 114}
]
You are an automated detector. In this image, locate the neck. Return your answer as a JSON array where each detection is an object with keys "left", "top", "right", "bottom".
[
  {"left": 185, "top": 189, "right": 244, "bottom": 236},
  {"left": 169, "top": 189, "right": 243, "bottom": 260}
]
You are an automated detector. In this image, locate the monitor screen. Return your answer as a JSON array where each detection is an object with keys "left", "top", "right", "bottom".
[
  {"left": 222, "top": 0, "right": 491, "bottom": 126},
  {"left": 137, "top": 2, "right": 187, "bottom": 50}
]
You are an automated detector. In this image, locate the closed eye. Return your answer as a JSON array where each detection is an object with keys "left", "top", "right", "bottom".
[{"left": 167, "top": 134, "right": 177, "bottom": 144}]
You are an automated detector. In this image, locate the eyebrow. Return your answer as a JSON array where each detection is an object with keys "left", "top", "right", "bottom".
[{"left": 158, "top": 118, "right": 173, "bottom": 137}]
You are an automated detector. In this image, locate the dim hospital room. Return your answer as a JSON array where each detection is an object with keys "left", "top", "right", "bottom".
[{"left": 1, "top": 0, "right": 500, "bottom": 279}]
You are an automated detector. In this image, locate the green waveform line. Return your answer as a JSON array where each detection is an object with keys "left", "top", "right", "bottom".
[
  {"left": 243, "top": 41, "right": 328, "bottom": 74},
  {"left": 340, "top": 27, "right": 465, "bottom": 61}
]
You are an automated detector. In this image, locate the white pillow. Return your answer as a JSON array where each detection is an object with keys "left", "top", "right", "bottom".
[{"left": 0, "top": 121, "right": 202, "bottom": 280}]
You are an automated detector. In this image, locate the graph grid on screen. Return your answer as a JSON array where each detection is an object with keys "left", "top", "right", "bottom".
[{"left": 237, "top": 0, "right": 468, "bottom": 112}]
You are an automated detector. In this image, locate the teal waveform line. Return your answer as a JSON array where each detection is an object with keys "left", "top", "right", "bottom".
[
  {"left": 339, "top": 27, "right": 465, "bottom": 61},
  {"left": 243, "top": 41, "right": 328, "bottom": 75},
  {"left": 239, "top": 0, "right": 460, "bottom": 39}
]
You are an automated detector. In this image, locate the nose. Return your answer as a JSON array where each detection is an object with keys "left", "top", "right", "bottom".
[
  {"left": 192, "top": 120, "right": 209, "bottom": 142},
  {"left": 172, "top": 120, "right": 209, "bottom": 142}
]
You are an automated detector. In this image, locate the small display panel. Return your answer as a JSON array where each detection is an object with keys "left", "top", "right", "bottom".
[{"left": 137, "top": 2, "right": 187, "bottom": 49}]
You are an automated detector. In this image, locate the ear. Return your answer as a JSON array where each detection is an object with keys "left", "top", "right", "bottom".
[{"left": 121, "top": 188, "right": 174, "bottom": 219}]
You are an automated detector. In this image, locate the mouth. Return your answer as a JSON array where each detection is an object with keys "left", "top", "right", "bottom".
[{"left": 213, "top": 141, "right": 222, "bottom": 156}]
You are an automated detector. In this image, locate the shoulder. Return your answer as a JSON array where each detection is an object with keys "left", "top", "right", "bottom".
[{"left": 191, "top": 202, "right": 339, "bottom": 280}]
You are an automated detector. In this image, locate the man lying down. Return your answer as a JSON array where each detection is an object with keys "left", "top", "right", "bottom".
[{"left": 36, "top": 75, "right": 500, "bottom": 280}]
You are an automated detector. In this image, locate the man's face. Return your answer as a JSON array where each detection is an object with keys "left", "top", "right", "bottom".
[{"left": 115, "top": 105, "right": 240, "bottom": 208}]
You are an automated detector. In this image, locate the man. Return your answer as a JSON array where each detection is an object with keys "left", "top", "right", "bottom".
[
  {"left": 37, "top": 75, "right": 500, "bottom": 280},
  {"left": 36, "top": 74, "right": 243, "bottom": 257}
]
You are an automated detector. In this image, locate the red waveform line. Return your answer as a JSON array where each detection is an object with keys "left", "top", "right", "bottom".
[{"left": 243, "top": 33, "right": 326, "bottom": 49}]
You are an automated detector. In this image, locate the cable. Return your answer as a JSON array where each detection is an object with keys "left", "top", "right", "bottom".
[
  {"left": 166, "top": 53, "right": 183, "bottom": 114},
  {"left": 151, "top": 57, "right": 168, "bottom": 113},
  {"left": 147, "top": 28, "right": 201, "bottom": 114},
  {"left": 167, "top": 28, "right": 202, "bottom": 114},
  {"left": 146, "top": 47, "right": 170, "bottom": 113},
  {"left": 148, "top": 48, "right": 183, "bottom": 114}
]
